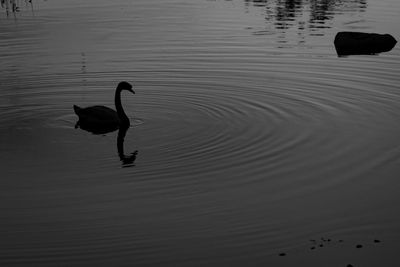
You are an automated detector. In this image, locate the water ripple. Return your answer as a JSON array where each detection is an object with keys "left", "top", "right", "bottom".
[{"left": 1, "top": 0, "right": 400, "bottom": 265}]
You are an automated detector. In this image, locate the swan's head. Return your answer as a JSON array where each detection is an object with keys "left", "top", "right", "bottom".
[{"left": 118, "top": 81, "right": 135, "bottom": 94}]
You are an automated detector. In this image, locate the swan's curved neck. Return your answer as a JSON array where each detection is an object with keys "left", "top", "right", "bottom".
[{"left": 115, "top": 88, "right": 130, "bottom": 125}]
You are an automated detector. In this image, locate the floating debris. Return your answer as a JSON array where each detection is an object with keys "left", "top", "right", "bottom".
[
  {"left": 278, "top": 253, "right": 286, "bottom": 256},
  {"left": 356, "top": 244, "right": 363, "bottom": 248},
  {"left": 374, "top": 239, "right": 381, "bottom": 243}
]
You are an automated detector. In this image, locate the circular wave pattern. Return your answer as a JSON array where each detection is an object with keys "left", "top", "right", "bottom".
[
  {"left": 1, "top": 0, "right": 400, "bottom": 265},
  {"left": 3, "top": 60, "right": 400, "bottom": 265},
  {"left": 2, "top": 54, "right": 400, "bottom": 196}
]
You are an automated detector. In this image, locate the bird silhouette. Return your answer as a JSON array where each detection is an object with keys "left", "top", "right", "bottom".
[{"left": 74, "top": 81, "right": 135, "bottom": 134}]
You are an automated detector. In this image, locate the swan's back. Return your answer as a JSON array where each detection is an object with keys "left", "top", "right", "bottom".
[{"left": 74, "top": 105, "right": 120, "bottom": 125}]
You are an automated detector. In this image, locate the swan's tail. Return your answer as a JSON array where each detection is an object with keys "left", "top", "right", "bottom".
[{"left": 73, "top": 105, "right": 81, "bottom": 115}]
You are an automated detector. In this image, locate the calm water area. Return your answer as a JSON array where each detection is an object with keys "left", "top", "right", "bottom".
[{"left": 1, "top": 0, "right": 400, "bottom": 266}]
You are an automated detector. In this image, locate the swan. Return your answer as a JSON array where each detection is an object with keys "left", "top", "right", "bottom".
[{"left": 73, "top": 81, "right": 135, "bottom": 134}]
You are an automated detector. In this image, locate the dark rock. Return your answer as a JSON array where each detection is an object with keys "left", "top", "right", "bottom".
[
  {"left": 279, "top": 253, "right": 286, "bottom": 256},
  {"left": 356, "top": 244, "right": 363, "bottom": 248},
  {"left": 374, "top": 239, "right": 381, "bottom": 243},
  {"left": 334, "top": 31, "right": 397, "bottom": 56}
]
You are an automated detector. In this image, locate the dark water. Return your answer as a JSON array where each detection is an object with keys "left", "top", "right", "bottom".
[{"left": 1, "top": 0, "right": 400, "bottom": 266}]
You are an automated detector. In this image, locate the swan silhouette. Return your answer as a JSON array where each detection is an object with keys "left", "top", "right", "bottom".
[{"left": 74, "top": 81, "right": 135, "bottom": 134}]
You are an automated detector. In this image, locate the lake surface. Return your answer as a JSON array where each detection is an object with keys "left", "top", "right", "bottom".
[{"left": 1, "top": 0, "right": 400, "bottom": 266}]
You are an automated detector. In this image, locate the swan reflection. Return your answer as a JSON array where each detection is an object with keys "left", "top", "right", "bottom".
[
  {"left": 74, "top": 122, "right": 139, "bottom": 167},
  {"left": 117, "top": 125, "right": 138, "bottom": 167}
]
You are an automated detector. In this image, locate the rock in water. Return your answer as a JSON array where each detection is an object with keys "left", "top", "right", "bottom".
[{"left": 334, "top": 31, "right": 397, "bottom": 56}]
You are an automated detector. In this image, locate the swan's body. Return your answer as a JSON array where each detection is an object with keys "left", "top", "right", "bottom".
[
  {"left": 74, "top": 81, "right": 134, "bottom": 134},
  {"left": 74, "top": 105, "right": 120, "bottom": 126}
]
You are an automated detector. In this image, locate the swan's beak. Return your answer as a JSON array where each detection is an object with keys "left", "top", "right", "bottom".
[{"left": 128, "top": 88, "right": 135, "bottom": 94}]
